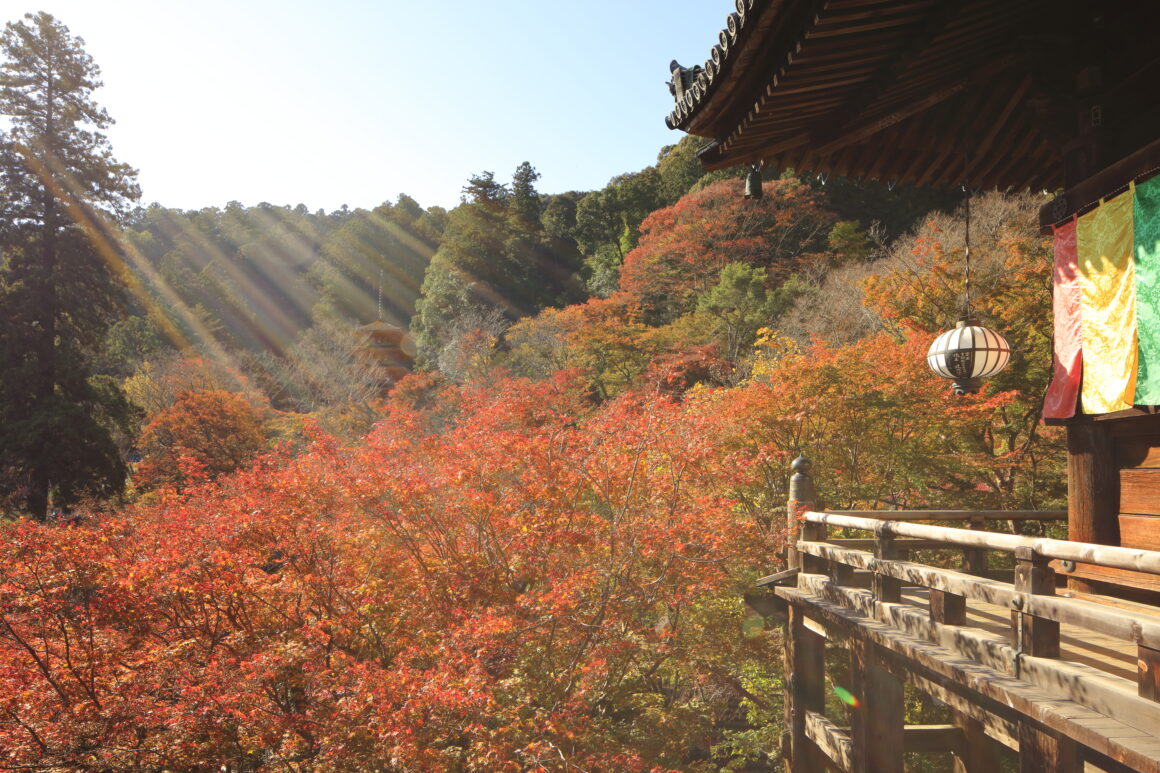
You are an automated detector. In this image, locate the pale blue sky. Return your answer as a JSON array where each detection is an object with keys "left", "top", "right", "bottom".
[{"left": 12, "top": 1, "right": 728, "bottom": 212}]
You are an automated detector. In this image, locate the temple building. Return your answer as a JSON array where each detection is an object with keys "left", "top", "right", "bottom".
[{"left": 669, "top": 1, "right": 1160, "bottom": 770}]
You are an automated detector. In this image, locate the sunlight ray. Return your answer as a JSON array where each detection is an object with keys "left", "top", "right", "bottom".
[{"left": 20, "top": 146, "right": 258, "bottom": 386}]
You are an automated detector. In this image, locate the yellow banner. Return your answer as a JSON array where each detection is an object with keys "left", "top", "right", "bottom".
[{"left": 1077, "top": 189, "right": 1137, "bottom": 413}]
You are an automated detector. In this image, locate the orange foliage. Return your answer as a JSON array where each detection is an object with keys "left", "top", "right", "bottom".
[
  {"left": 0, "top": 376, "right": 782, "bottom": 769},
  {"left": 136, "top": 389, "right": 269, "bottom": 491},
  {"left": 618, "top": 178, "right": 836, "bottom": 323}
]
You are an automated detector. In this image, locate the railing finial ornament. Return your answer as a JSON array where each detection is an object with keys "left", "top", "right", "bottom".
[{"left": 789, "top": 455, "right": 817, "bottom": 509}]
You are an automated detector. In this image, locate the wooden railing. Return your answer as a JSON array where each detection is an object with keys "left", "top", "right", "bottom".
[
  {"left": 792, "top": 507, "right": 1160, "bottom": 704},
  {"left": 774, "top": 456, "right": 1160, "bottom": 771},
  {"left": 784, "top": 506, "right": 1160, "bottom": 766}
]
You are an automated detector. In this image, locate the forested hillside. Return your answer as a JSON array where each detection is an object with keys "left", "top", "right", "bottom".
[{"left": 0, "top": 12, "right": 1065, "bottom": 771}]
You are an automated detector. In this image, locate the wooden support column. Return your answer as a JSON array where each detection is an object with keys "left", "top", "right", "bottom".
[
  {"left": 785, "top": 605, "right": 827, "bottom": 772},
  {"left": 1140, "top": 644, "right": 1160, "bottom": 702},
  {"left": 951, "top": 710, "right": 1000, "bottom": 773},
  {"left": 873, "top": 523, "right": 902, "bottom": 603},
  {"left": 1018, "top": 721, "right": 1080, "bottom": 773},
  {"left": 1012, "top": 546, "right": 1060, "bottom": 658},
  {"left": 850, "top": 640, "right": 904, "bottom": 773},
  {"left": 963, "top": 515, "right": 988, "bottom": 576},
  {"left": 1066, "top": 422, "right": 1119, "bottom": 594}
]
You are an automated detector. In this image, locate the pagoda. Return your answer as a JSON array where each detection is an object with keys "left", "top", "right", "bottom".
[{"left": 354, "top": 320, "right": 414, "bottom": 391}]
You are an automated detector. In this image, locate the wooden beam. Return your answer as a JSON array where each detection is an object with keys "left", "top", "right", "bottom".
[
  {"left": 795, "top": 542, "right": 1160, "bottom": 650},
  {"left": 1039, "top": 135, "right": 1160, "bottom": 232},
  {"left": 804, "top": 710, "right": 854, "bottom": 771},
  {"left": 906, "top": 672, "right": 1018, "bottom": 751},
  {"left": 809, "top": 54, "right": 1020, "bottom": 157},
  {"left": 808, "top": 0, "right": 967, "bottom": 150},
  {"left": 872, "top": 529, "right": 903, "bottom": 603},
  {"left": 803, "top": 512, "right": 1160, "bottom": 576},
  {"left": 903, "top": 724, "right": 965, "bottom": 754},
  {"left": 826, "top": 510, "right": 1067, "bottom": 521},
  {"left": 743, "top": 590, "right": 788, "bottom": 619},
  {"left": 827, "top": 538, "right": 954, "bottom": 550},
  {"left": 755, "top": 566, "right": 801, "bottom": 588},
  {"left": 964, "top": 516, "right": 988, "bottom": 576}
]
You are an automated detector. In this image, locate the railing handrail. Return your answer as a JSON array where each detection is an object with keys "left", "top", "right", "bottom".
[
  {"left": 805, "top": 511, "right": 1160, "bottom": 576},
  {"left": 795, "top": 539, "right": 1160, "bottom": 649},
  {"left": 826, "top": 509, "right": 1066, "bottom": 521}
]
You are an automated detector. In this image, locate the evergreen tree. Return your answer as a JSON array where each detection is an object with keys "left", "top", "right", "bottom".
[
  {"left": 0, "top": 13, "right": 139, "bottom": 519},
  {"left": 412, "top": 169, "right": 583, "bottom": 366},
  {"left": 510, "top": 161, "right": 541, "bottom": 222}
]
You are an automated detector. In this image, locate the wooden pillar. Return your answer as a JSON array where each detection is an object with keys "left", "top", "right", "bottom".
[
  {"left": 873, "top": 523, "right": 902, "bottom": 603},
  {"left": 785, "top": 605, "right": 827, "bottom": 772},
  {"left": 850, "top": 641, "right": 904, "bottom": 773},
  {"left": 1012, "top": 546, "right": 1060, "bottom": 658},
  {"left": 963, "top": 515, "right": 988, "bottom": 576},
  {"left": 1066, "top": 422, "right": 1119, "bottom": 593},
  {"left": 1140, "top": 644, "right": 1160, "bottom": 702},
  {"left": 951, "top": 710, "right": 1000, "bottom": 773},
  {"left": 1018, "top": 721, "right": 1080, "bottom": 773}
]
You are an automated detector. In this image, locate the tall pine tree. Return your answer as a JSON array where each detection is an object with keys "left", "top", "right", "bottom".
[{"left": 0, "top": 13, "right": 139, "bottom": 520}]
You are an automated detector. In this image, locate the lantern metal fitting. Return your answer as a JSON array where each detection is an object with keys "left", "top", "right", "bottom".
[
  {"left": 744, "top": 163, "right": 763, "bottom": 199},
  {"left": 926, "top": 319, "right": 1011, "bottom": 395}
]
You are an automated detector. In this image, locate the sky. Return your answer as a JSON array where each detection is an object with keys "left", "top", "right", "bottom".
[{"left": 12, "top": 0, "right": 730, "bottom": 213}]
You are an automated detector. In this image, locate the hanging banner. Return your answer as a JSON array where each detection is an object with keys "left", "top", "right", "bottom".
[
  {"left": 1043, "top": 219, "right": 1081, "bottom": 419},
  {"left": 1135, "top": 176, "right": 1160, "bottom": 404},
  {"left": 1076, "top": 188, "right": 1137, "bottom": 414}
]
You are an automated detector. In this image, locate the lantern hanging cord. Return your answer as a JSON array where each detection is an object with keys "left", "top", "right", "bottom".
[{"left": 963, "top": 160, "right": 972, "bottom": 322}]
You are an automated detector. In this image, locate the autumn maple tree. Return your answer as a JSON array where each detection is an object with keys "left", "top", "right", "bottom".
[
  {"left": 135, "top": 389, "right": 269, "bottom": 491},
  {"left": 618, "top": 177, "right": 836, "bottom": 325}
]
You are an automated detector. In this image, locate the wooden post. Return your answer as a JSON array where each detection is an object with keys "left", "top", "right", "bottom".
[
  {"left": 1012, "top": 546, "right": 1060, "bottom": 658},
  {"left": 951, "top": 710, "right": 1000, "bottom": 773},
  {"left": 850, "top": 641, "right": 904, "bottom": 773},
  {"left": 1140, "top": 644, "right": 1160, "bottom": 702},
  {"left": 1018, "top": 721, "right": 1080, "bottom": 772},
  {"left": 785, "top": 605, "right": 827, "bottom": 772},
  {"left": 873, "top": 522, "right": 902, "bottom": 603},
  {"left": 788, "top": 455, "right": 824, "bottom": 574},
  {"left": 963, "top": 515, "right": 988, "bottom": 576},
  {"left": 1066, "top": 422, "right": 1119, "bottom": 594},
  {"left": 830, "top": 559, "right": 854, "bottom": 586},
  {"left": 929, "top": 588, "right": 966, "bottom": 626}
]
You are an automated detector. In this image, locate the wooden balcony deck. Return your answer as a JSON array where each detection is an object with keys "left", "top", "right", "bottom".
[{"left": 767, "top": 508, "right": 1160, "bottom": 772}]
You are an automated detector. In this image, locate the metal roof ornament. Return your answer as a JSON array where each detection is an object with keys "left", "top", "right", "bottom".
[{"left": 744, "top": 163, "right": 763, "bottom": 199}]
